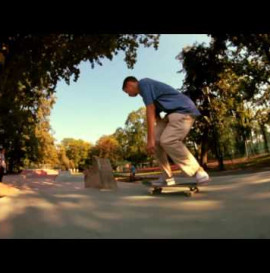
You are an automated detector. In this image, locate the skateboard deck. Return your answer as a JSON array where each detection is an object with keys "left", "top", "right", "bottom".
[{"left": 142, "top": 180, "right": 202, "bottom": 197}]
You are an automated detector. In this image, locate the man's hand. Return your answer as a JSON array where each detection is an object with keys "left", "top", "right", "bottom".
[{"left": 146, "top": 139, "right": 156, "bottom": 155}]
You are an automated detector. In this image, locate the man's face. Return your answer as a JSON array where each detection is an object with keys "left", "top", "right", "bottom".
[{"left": 124, "top": 81, "right": 138, "bottom": 97}]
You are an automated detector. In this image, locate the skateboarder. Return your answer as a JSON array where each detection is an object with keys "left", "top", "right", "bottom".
[{"left": 122, "top": 76, "right": 210, "bottom": 187}]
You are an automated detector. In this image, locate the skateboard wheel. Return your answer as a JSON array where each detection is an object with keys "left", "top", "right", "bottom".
[
  {"left": 185, "top": 192, "right": 192, "bottom": 197},
  {"left": 152, "top": 188, "right": 162, "bottom": 195},
  {"left": 190, "top": 187, "right": 199, "bottom": 193}
]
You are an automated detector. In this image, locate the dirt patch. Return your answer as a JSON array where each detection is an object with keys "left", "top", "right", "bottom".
[{"left": 206, "top": 154, "right": 270, "bottom": 176}]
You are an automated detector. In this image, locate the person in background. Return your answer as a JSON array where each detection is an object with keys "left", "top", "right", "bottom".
[
  {"left": 0, "top": 148, "right": 6, "bottom": 182},
  {"left": 130, "top": 164, "right": 136, "bottom": 182}
]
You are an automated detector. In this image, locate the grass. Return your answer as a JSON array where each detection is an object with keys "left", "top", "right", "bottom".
[{"left": 115, "top": 153, "right": 270, "bottom": 180}]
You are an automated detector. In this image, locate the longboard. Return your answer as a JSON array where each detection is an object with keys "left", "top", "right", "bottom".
[{"left": 142, "top": 180, "right": 203, "bottom": 197}]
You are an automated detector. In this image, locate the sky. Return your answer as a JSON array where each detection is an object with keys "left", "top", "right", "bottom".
[{"left": 50, "top": 34, "right": 211, "bottom": 145}]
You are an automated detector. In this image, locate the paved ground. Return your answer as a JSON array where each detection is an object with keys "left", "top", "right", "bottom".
[{"left": 1, "top": 171, "right": 270, "bottom": 238}]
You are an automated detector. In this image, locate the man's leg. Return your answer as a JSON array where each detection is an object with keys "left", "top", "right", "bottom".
[
  {"left": 160, "top": 113, "right": 201, "bottom": 177},
  {"left": 154, "top": 116, "right": 173, "bottom": 180}
]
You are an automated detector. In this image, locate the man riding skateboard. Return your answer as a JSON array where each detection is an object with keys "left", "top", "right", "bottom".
[{"left": 122, "top": 77, "right": 210, "bottom": 187}]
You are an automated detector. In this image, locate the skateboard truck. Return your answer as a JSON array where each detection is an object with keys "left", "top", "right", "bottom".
[{"left": 151, "top": 184, "right": 199, "bottom": 197}]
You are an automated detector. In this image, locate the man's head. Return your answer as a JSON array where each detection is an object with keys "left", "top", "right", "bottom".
[{"left": 122, "top": 76, "right": 139, "bottom": 97}]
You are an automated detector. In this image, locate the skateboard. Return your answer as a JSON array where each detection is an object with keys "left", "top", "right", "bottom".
[{"left": 142, "top": 180, "right": 201, "bottom": 197}]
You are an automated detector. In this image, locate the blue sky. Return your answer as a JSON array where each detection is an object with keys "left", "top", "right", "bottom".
[{"left": 50, "top": 34, "right": 211, "bottom": 145}]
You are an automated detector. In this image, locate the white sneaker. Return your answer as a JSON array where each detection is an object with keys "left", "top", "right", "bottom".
[
  {"left": 195, "top": 168, "right": 210, "bottom": 184},
  {"left": 152, "top": 177, "right": 176, "bottom": 187}
]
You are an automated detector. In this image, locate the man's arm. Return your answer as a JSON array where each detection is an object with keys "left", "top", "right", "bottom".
[{"left": 146, "top": 103, "right": 156, "bottom": 155}]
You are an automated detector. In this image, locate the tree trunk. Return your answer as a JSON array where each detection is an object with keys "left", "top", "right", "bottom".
[
  {"left": 259, "top": 123, "right": 270, "bottom": 153},
  {"left": 213, "top": 129, "right": 224, "bottom": 171},
  {"left": 8, "top": 159, "right": 14, "bottom": 173},
  {"left": 200, "top": 127, "right": 209, "bottom": 170},
  {"left": 249, "top": 133, "right": 255, "bottom": 156},
  {"left": 245, "top": 140, "right": 249, "bottom": 158},
  {"left": 216, "top": 145, "right": 224, "bottom": 171},
  {"left": 213, "top": 122, "right": 225, "bottom": 171},
  {"left": 218, "top": 156, "right": 224, "bottom": 171}
]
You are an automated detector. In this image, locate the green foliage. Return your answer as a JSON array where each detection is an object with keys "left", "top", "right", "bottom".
[
  {"left": 57, "top": 144, "right": 70, "bottom": 171},
  {"left": 3, "top": 34, "right": 270, "bottom": 172},
  {"left": 177, "top": 34, "right": 270, "bottom": 169},
  {"left": 0, "top": 34, "right": 160, "bottom": 172},
  {"left": 60, "top": 138, "right": 92, "bottom": 170},
  {"left": 114, "top": 107, "right": 149, "bottom": 165},
  {"left": 90, "top": 135, "right": 121, "bottom": 169}
]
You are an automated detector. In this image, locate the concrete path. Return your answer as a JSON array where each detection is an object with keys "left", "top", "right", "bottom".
[{"left": 1, "top": 171, "right": 270, "bottom": 238}]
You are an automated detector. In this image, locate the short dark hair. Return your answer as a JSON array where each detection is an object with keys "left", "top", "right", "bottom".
[{"left": 122, "top": 76, "right": 138, "bottom": 90}]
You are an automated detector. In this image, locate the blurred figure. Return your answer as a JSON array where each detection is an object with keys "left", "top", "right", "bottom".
[
  {"left": 0, "top": 148, "right": 6, "bottom": 182},
  {"left": 130, "top": 164, "right": 136, "bottom": 182}
]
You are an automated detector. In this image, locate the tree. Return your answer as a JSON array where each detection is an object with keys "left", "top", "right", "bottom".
[
  {"left": 32, "top": 95, "right": 59, "bottom": 167},
  {"left": 210, "top": 34, "right": 270, "bottom": 101},
  {"left": 177, "top": 40, "right": 263, "bottom": 169},
  {"left": 123, "top": 107, "right": 149, "bottom": 165},
  {"left": 177, "top": 42, "right": 229, "bottom": 170},
  {"left": 91, "top": 135, "right": 121, "bottom": 169},
  {"left": 0, "top": 34, "right": 160, "bottom": 171},
  {"left": 210, "top": 34, "right": 270, "bottom": 156},
  {"left": 57, "top": 144, "right": 70, "bottom": 171},
  {"left": 61, "top": 138, "right": 92, "bottom": 170}
]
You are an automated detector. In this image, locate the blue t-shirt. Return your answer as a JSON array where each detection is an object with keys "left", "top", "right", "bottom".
[{"left": 138, "top": 78, "right": 201, "bottom": 116}]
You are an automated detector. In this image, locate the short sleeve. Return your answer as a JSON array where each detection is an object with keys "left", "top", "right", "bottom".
[{"left": 138, "top": 79, "right": 157, "bottom": 106}]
